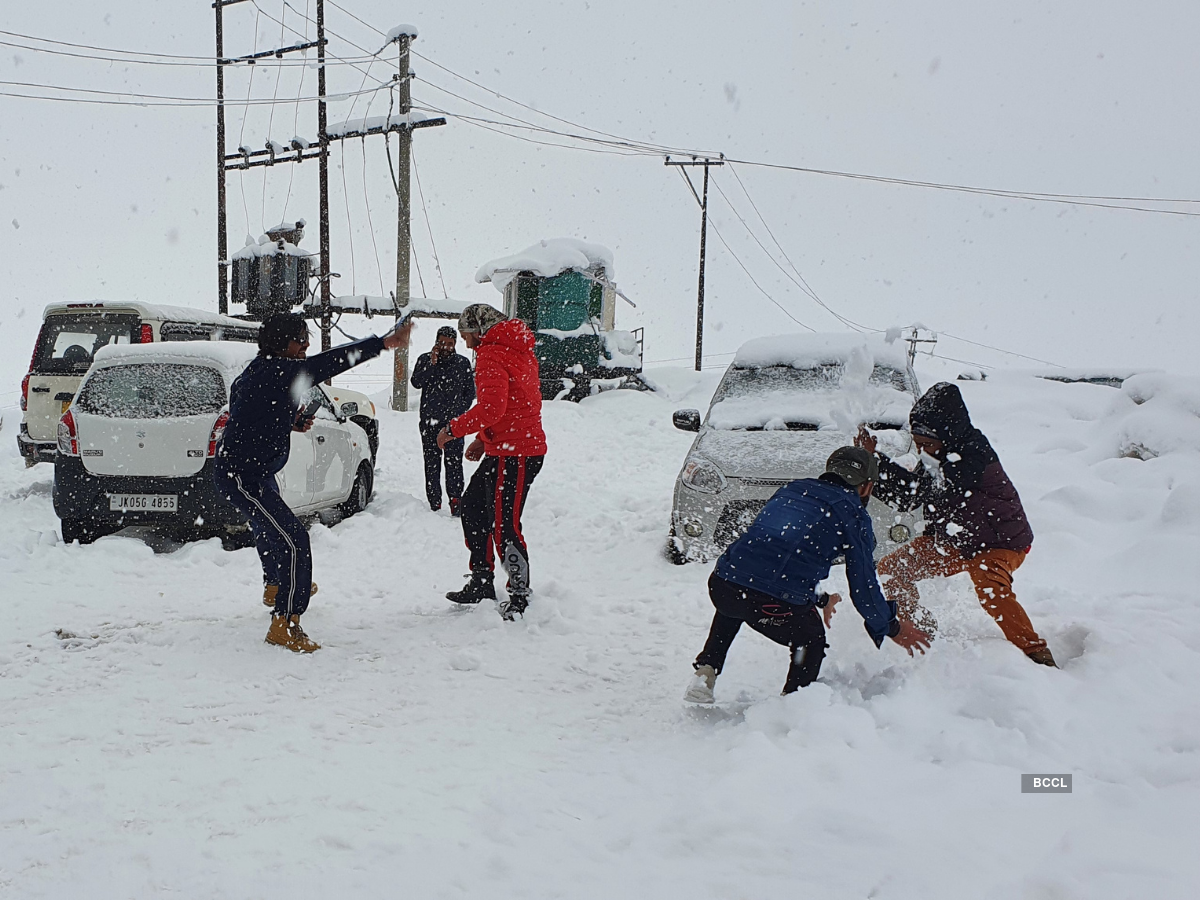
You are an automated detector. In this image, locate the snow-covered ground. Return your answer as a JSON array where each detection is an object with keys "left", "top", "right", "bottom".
[{"left": 1, "top": 366, "right": 1197, "bottom": 898}]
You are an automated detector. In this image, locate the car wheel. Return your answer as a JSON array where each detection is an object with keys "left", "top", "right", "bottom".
[
  {"left": 665, "top": 530, "right": 688, "bottom": 566},
  {"left": 340, "top": 463, "right": 373, "bottom": 516},
  {"left": 61, "top": 517, "right": 101, "bottom": 545}
]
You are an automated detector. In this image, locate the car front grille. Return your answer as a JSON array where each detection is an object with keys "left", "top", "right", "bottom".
[{"left": 741, "top": 477, "right": 790, "bottom": 487}]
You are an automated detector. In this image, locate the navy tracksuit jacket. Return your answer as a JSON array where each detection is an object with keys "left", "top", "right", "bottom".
[
  {"left": 410, "top": 350, "right": 474, "bottom": 508},
  {"left": 213, "top": 336, "right": 385, "bottom": 616}
]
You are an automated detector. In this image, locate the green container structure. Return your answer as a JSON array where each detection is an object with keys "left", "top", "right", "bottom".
[{"left": 477, "top": 239, "right": 644, "bottom": 401}]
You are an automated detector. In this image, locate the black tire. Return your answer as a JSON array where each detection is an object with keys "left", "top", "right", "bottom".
[
  {"left": 340, "top": 463, "right": 373, "bottom": 516},
  {"left": 220, "top": 527, "right": 255, "bottom": 551},
  {"left": 665, "top": 531, "right": 688, "bottom": 566},
  {"left": 61, "top": 517, "right": 106, "bottom": 545}
]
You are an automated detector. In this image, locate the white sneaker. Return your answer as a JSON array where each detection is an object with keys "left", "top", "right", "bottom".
[{"left": 683, "top": 665, "right": 717, "bottom": 704}]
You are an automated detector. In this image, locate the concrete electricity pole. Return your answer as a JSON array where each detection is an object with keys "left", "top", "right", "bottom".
[
  {"left": 392, "top": 31, "right": 413, "bottom": 412},
  {"left": 666, "top": 155, "right": 724, "bottom": 371}
]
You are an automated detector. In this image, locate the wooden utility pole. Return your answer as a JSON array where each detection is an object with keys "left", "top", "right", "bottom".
[
  {"left": 392, "top": 32, "right": 413, "bottom": 412},
  {"left": 666, "top": 155, "right": 724, "bottom": 371}
]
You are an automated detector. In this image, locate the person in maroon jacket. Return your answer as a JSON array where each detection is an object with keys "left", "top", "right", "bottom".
[
  {"left": 855, "top": 382, "right": 1056, "bottom": 667},
  {"left": 437, "top": 304, "right": 548, "bottom": 620}
]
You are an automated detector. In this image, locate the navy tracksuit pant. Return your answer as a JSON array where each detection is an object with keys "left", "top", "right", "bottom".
[
  {"left": 695, "top": 573, "right": 828, "bottom": 689},
  {"left": 213, "top": 464, "right": 313, "bottom": 617},
  {"left": 461, "top": 455, "right": 543, "bottom": 595},
  {"left": 420, "top": 426, "right": 465, "bottom": 510}
]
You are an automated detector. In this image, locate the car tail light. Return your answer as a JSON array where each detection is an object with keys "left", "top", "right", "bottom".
[
  {"left": 57, "top": 410, "right": 79, "bottom": 456},
  {"left": 207, "top": 410, "right": 231, "bottom": 457},
  {"left": 136, "top": 323, "right": 154, "bottom": 343},
  {"left": 20, "top": 373, "right": 30, "bottom": 411}
]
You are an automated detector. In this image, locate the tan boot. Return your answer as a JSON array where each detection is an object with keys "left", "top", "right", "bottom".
[
  {"left": 1026, "top": 647, "right": 1057, "bottom": 668},
  {"left": 265, "top": 614, "right": 321, "bottom": 653},
  {"left": 263, "top": 583, "right": 318, "bottom": 607}
]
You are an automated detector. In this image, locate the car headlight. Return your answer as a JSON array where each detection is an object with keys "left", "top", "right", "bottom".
[
  {"left": 681, "top": 457, "right": 726, "bottom": 494},
  {"left": 683, "top": 521, "right": 704, "bottom": 537},
  {"left": 888, "top": 524, "right": 911, "bottom": 543}
]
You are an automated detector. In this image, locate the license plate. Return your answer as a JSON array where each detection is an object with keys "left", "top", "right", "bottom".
[{"left": 108, "top": 494, "right": 177, "bottom": 512}]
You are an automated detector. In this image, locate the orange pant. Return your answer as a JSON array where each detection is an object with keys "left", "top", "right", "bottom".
[{"left": 876, "top": 535, "right": 1046, "bottom": 653}]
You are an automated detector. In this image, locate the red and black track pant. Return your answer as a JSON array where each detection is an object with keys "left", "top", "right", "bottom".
[{"left": 460, "top": 454, "right": 544, "bottom": 594}]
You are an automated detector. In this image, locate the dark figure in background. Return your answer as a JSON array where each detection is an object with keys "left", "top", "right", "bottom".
[
  {"left": 213, "top": 313, "right": 411, "bottom": 653},
  {"left": 856, "top": 381, "right": 1055, "bottom": 667},
  {"left": 410, "top": 326, "right": 475, "bottom": 515},
  {"left": 685, "top": 447, "right": 930, "bottom": 704}
]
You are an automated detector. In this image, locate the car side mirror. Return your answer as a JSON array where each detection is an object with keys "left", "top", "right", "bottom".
[{"left": 673, "top": 409, "right": 701, "bottom": 432}]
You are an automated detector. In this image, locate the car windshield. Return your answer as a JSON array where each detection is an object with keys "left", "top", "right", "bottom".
[
  {"left": 76, "top": 364, "right": 226, "bottom": 418},
  {"left": 713, "top": 364, "right": 908, "bottom": 402},
  {"left": 707, "top": 364, "right": 914, "bottom": 432},
  {"left": 33, "top": 313, "right": 139, "bottom": 374}
]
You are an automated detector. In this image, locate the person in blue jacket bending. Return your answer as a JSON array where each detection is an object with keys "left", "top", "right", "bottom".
[
  {"left": 214, "top": 313, "right": 411, "bottom": 653},
  {"left": 685, "top": 446, "right": 931, "bottom": 703}
]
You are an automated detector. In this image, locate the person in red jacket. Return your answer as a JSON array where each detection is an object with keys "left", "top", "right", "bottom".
[{"left": 437, "top": 303, "right": 547, "bottom": 620}]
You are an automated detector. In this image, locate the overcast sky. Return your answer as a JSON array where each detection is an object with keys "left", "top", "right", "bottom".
[{"left": 2, "top": 0, "right": 1198, "bottom": 402}]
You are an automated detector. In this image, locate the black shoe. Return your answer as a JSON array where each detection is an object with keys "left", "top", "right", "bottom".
[
  {"left": 446, "top": 574, "right": 496, "bottom": 605},
  {"left": 498, "top": 593, "right": 528, "bottom": 621}
]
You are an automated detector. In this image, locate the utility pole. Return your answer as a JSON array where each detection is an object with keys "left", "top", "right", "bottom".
[
  {"left": 392, "top": 32, "right": 413, "bottom": 412},
  {"left": 666, "top": 155, "right": 724, "bottom": 371},
  {"left": 904, "top": 326, "right": 938, "bottom": 366},
  {"left": 316, "top": 0, "right": 332, "bottom": 351},
  {"left": 214, "top": 1, "right": 229, "bottom": 313}
]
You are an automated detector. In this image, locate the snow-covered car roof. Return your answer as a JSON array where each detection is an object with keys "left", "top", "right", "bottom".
[
  {"left": 707, "top": 332, "right": 917, "bottom": 432},
  {"left": 476, "top": 238, "right": 615, "bottom": 288},
  {"left": 42, "top": 301, "right": 258, "bottom": 331},
  {"left": 90, "top": 341, "right": 259, "bottom": 383},
  {"left": 733, "top": 332, "right": 910, "bottom": 371}
]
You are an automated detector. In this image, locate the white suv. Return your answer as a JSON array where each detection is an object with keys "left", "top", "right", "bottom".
[{"left": 52, "top": 342, "right": 376, "bottom": 545}]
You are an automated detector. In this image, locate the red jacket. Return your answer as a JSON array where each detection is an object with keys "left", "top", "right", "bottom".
[{"left": 449, "top": 318, "right": 548, "bottom": 456}]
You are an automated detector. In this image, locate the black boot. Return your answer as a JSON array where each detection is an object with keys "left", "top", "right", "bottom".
[
  {"left": 446, "top": 572, "right": 496, "bottom": 605},
  {"left": 498, "top": 593, "right": 528, "bottom": 621}
]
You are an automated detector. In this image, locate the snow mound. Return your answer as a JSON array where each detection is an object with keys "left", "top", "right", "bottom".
[
  {"left": 733, "top": 331, "right": 909, "bottom": 371},
  {"left": 476, "top": 238, "right": 615, "bottom": 289}
]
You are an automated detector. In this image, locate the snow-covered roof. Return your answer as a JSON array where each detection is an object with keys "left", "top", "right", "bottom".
[
  {"left": 476, "top": 238, "right": 615, "bottom": 291},
  {"left": 42, "top": 301, "right": 258, "bottom": 331},
  {"left": 90, "top": 341, "right": 259, "bottom": 383},
  {"left": 733, "top": 332, "right": 910, "bottom": 371}
]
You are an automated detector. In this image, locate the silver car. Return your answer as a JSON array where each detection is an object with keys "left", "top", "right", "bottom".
[{"left": 667, "top": 335, "right": 923, "bottom": 564}]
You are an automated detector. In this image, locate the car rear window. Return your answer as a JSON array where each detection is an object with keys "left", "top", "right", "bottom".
[
  {"left": 76, "top": 364, "right": 226, "bottom": 418},
  {"left": 32, "top": 313, "right": 140, "bottom": 374}
]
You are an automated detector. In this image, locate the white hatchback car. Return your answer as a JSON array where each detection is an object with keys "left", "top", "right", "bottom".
[
  {"left": 52, "top": 342, "right": 376, "bottom": 545},
  {"left": 668, "top": 333, "right": 923, "bottom": 564}
]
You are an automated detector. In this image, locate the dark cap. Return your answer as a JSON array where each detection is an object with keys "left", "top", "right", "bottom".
[
  {"left": 436, "top": 325, "right": 457, "bottom": 340},
  {"left": 825, "top": 446, "right": 879, "bottom": 487},
  {"left": 258, "top": 313, "right": 309, "bottom": 355}
]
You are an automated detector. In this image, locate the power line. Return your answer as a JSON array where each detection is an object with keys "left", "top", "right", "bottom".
[
  {"left": 723, "top": 157, "right": 1200, "bottom": 217},
  {"left": 673, "top": 167, "right": 814, "bottom": 333},
  {"left": 709, "top": 173, "right": 869, "bottom": 333},
  {"left": 0, "top": 29, "right": 375, "bottom": 68},
  {"left": 938, "top": 332, "right": 1063, "bottom": 368},
  {"left": 411, "top": 142, "right": 448, "bottom": 299},
  {"left": 0, "top": 78, "right": 386, "bottom": 106}
]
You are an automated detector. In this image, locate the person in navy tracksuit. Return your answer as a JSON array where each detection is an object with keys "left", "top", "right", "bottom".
[
  {"left": 213, "top": 313, "right": 410, "bottom": 653},
  {"left": 684, "top": 447, "right": 931, "bottom": 703}
]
